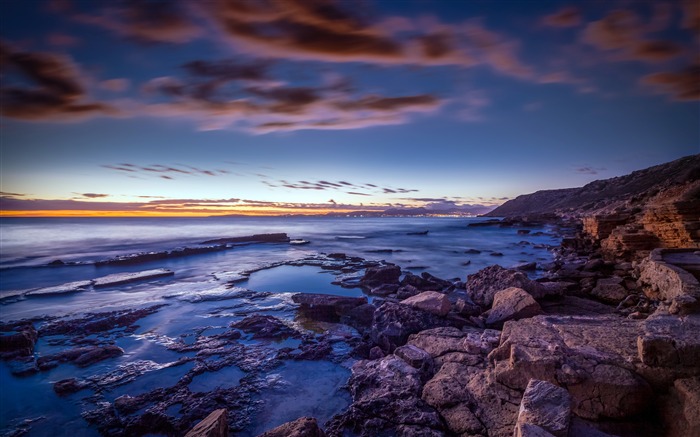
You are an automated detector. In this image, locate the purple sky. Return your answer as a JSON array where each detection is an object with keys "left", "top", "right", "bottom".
[{"left": 1, "top": 0, "right": 698, "bottom": 215}]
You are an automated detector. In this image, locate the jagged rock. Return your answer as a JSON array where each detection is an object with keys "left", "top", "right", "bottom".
[
  {"left": 53, "top": 377, "right": 87, "bottom": 396},
  {"left": 184, "top": 409, "right": 228, "bottom": 437},
  {"left": 360, "top": 265, "right": 401, "bottom": 287},
  {"left": 0, "top": 325, "right": 37, "bottom": 358},
  {"left": 514, "top": 379, "right": 571, "bottom": 437},
  {"left": 662, "top": 377, "right": 700, "bottom": 437},
  {"left": 231, "top": 315, "right": 300, "bottom": 340},
  {"left": 408, "top": 327, "right": 500, "bottom": 369},
  {"left": 340, "top": 303, "right": 375, "bottom": 334},
  {"left": 201, "top": 233, "right": 290, "bottom": 245},
  {"left": 590, "top": 279, "right": 628, "bottom": 304},
  {"left": 396, "top": 285, "right": 420, "bottom": 299},
  {"left": 637, "top": 313, "right": 700, "bottom": 368},
  {"left": 466, "top": 265, "right": 544, "bottom": 308},
  {"left": 326, "top": 355, "right": 443, "bottom": 437},
  {"left": 258, "top": 416, "right": 326, "bottom": 437},
  {"left": 489, "top": 315, "right": 653, "bottom": 420},
  {"left": 370, "top": 302, "right": 449, "bottom": 353},
  {"left": 401, "top": 291, "right": 451, "bottom": 317},
  {"left": 514, "top": 262, "right": 537, "bottom": 271},
  {"left": 369, "top": 284, "right": 398, "bottom": 296},
  {"left": 37, "top": 345, "right": 124, "bottom": 370},
  {"left": 394, "top": 344, "right": 434, "bottom": 377},
  {"left": 292, "top": 293, "right": 367, "bottom": 322},
  {"left": 485, "top": 287, "right": 542, "bottom": 328},
  {"left": 638, "top": 249, "right": 700, "bottom": 311},
  {"left": 454, "top": 298, "right": 482, "bottom": 317}
]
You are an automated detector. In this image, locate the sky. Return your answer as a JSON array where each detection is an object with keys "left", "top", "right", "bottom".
[{"left": 0, "top": 0, "right": 698, "bottom": 217}]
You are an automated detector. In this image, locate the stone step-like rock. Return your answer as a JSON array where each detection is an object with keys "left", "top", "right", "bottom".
[{"left": 93, "top": 268, "right": 174, "bottom": 288}]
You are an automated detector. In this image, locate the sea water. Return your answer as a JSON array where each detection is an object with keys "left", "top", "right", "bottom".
[{"left": 0, "top": 216, "right": 561, "bottom": 435}]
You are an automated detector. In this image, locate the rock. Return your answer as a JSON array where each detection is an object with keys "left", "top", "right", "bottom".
[
  {"left": 662, "top": 377, "right": 700, "bottom": 437},
  {"left": 292, "top": 293, "right": 367, "bottom": 322},
  {"left": 583, "top": 259, "right": 606, "bottom": 272},
  {"left": 466, "top": 265, "right": 545, "bottom": 308},
  {"left": 490, "top": 252, "right": 504, "bottom": 256},
  {"left": 489, "top": 315, "right": 653, "bottom": 420},
  {"left": 25, "top": 280, "right": 93, "bottom": 297},
  {"left": 0, "top": 325, "right": 37, "bottom": 358},
  {"left": 394, "top": 344, "right": 434, "bottom": 377},
  {"left": 369, "top": 284, "right": 398, "bottom": 296},
  {"left": 370, "top": 302, "right": 450, "bottom": 353},
  {"left": 465, "top": 249, "right": 482, "bottom": 254},
  {"left": 39, "top": 305, "right": 164, "bottom": 336},
  {"left": 401, "top": 291, "right": 451, "bottom": 317},
  {"left": 37, "top": 345, "right": 124, "bottom": 370},
  {"left": 201, "top": 233, "right": 290, "bottom": 245},
  {"left": 637, "top": 313, "right": 700, "bottom": 368},
  {"left": 326, "top": 355, "right": 443, "bottom": 436},
  {"left": 360, "top": 265, "right": 401, "bottom": 287},
  {"left": 514, "top": 379, "right": 571, "bottom": 437},
  {"left": 340, "top": 303, "right": 375, "bottom": 334},
  {"left": 258, "top": 416, "right": 326, "bottom": 437},
  {"left": 184, "top": 409, "right": 228, "bottom": 437},
  {"left": 454, "top": 298, "right": 482, "bottom": 317},
  {"left": 590, "top": 282, "right": 628, "bottom": 304},
  {"left": 93, "top": 268, "right": 174, "bottom": 288},
  {"left": 231, "top": 315, "right": 300, "bottom": 340},
  {"left": 485, "top": 287, "right": 542, "bottom": 328},
  {"left": 408, "top": 326, "right": 500, "bottom": 369},
  {"left": 514, "top": 262, "right": 537, "bottom": 271},
  {"left": 396, "top": 285, "right": 420, "bottom": 299},
  {"left": 518, "top": 229, "right": 532, "bottom": 235},
  {"left": 54, "top": 378, "right": 86, "bottom": 396}
]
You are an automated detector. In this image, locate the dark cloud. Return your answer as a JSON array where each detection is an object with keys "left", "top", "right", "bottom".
[
  {"left": 338, "top": 94, "right": 439, "bottom": 112},
  {"left": 575, "top": 166, "right": 606, "bottom": 175},
  {"left": 46, "top": 32, "right": 81, "bottom": 47},
  {"left": 71, "top": 0, "right": 201, "bottom": 44},
  {"left": 417, "top": 32, "right": 456, "bottom": 59},
  {"left": 631, "top": 40, "right": 682, "bottom": 62},
  {"left": 79, "top": 193, "right": 109, "bottom": 198},
  {"left": 347, "top": 191, "right": 371, "bottom": 196},
  {"left": 0, "top": 191, "right": 26, "bottom": 197},
  {"left": 640, "top": 63, "right": 700, "bottom": 100},
  {"left": 542, "top": 7, "right": 582, "bottom": 28},
  {"left": 0, "top": 42, "right": 116, "bottom": 120},
  {"left": 102, "top": 163, "right": 231, "bottom": 179},
  {"left": 682, "top": 0, "right": 700, "bottom": 34},
  {"left": 183, "top": 59, "right": 271, "bottom": 82}
]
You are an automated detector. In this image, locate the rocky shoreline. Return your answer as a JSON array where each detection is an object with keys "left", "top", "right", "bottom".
[{"left": 1, "top": 213, "right": 698, "bottom": 436}]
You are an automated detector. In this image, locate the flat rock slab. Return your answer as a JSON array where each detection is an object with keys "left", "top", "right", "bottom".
[
  {"left": 489, "top": 315, "right": 653, "bottom": 420},
  {"left": 401, "top": 291, "right": 452, "bottom": 316},
  {"left": 93, "top": 268, "right": 174, "bottom": 288},
  {"left": 486, "top": 287, "right": 542, "bottom": 328},
  {"left": 25, "top": 280, "right": 93, "bottom": 297}
]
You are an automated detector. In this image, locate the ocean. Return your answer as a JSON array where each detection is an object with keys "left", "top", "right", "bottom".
[{"left": 0, "top": 216, "right": 561, "bottom": 436}]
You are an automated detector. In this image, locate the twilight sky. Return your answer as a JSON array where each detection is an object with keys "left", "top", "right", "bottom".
[{"left": 1, "top": 0, "right": 698, "bottom": 216}]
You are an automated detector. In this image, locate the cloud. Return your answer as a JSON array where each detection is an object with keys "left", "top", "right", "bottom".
[
  {"left": 264, "top": 178, "right": 419, "bottom": 196},
  {"left": 0, "top": 42, "right": 117, "bottom": 121},
  {"left": 639, "top": 63, "right": 700, "bottom": 100},
  {"left": 542, "top": 7, "right": 582, "bottom": 28},
  {"left": 78, "top": 193, "right": 109, "bottom": 198},
  {"left": 71, "top": 0, "right": 201, "bottom": 44},
  {"left": 102, "top": 163, "right": 231, "bottom": 179},
  {"left": 0, "top": 191, "right": 26, "bottom": 197},
  {"left": 581, "top": 9, "right": 683, "bottom": 63},
  {"left": 575, "top": 166, "right": 606, "bottom": 175},
  {"left": 100, "top": 78, "right": 130, "bottom": 92},
  {"left": 682, "top": 0, "right": 700, "bottom": 34},
  {"left": 462, "top": 23, "right": 534, "bottom": 78}
]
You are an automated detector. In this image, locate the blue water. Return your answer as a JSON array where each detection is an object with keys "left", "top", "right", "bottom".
[{"left": 0, "top": 216, "right": 561, "bottom": 435}]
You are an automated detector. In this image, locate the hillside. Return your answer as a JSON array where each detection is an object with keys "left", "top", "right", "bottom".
[{"left": 486, "top": 154, "right": 700, "bottom": 218}]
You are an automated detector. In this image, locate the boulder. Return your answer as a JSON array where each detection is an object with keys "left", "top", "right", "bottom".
[
  {"left": 489, "top": 315, "right": 653, "bottom": 420},
  {"left": 466, "top": 265, "right": 544, "bottom": 308},
  {"left": 325, "top": 355, "right": 443, "bottom": 436},
  {"left": 590, "top": 278, "right": 628, "bottom": 304},
  {"left": 401, "top": 291, "right": 451, "bottom": 317},
  {"left": 394, "top": 344, "right": 434, "bottom": 377},
  {"left": 370, "top": 302, "right": 450, "bottom": 353},
  {"left": 485, "top": 287, "right": 542, "bottom": 328},
  {"left": 257, "top": 417, "right": 326, "bottom": 437},
  {"left": 0, "top": 325, "right": 38, "bottom": 358},
  {"left": 37, "top": 345, "right": 124, "bottom": 370},
  {"left": 407, "top": 326, "right": 500, "bottom": 369},
  {"left": 292, "top": 293, "right": 367, "bottom": 322},
  {"left": 340, "top": 303, "right": 376, "bottom": 334},
  {"left": 637, "top": 313, "right": 700, "bottom": 368},
  {"left": 662, "top": 377, "right": 700, "bottom": 437},
  {"left": 184, "top": 409, "right": 228, "bottom": 437},
  {"left": 360, "top": 265, "right": 401, "bottom": 287},
  {"left": 514, "top": 379, "right": 571, "bottom": 437}
]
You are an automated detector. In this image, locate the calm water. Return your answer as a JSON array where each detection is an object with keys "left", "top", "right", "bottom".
[{"left": 0, "top": 216, "right": 561, "bottom": 436}]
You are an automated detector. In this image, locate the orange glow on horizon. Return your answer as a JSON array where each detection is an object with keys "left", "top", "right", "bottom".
[{"left": 0, "top": 207, "right": 366, "bottom": 218}]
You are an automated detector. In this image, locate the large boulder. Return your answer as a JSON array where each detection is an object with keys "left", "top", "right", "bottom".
[
  {"left": 257, "top": 417, "right": 326, "bottom": 437},
  {"left": 489, "top": 315, "right": 653, "bottom": 420},
  {"left": 407, "top": 326, "right": 500, "bottom": 369},
  {"left": 370, "top": 302, "right": 450, "bottom": 353},
  {"left": 0, "top": 325, "right": 38, "bottom": 359},
  {"left": 360, "top": 265, "right": 401, "bottom": 287},
  {"left": 662, "top": 377, "right": 700, "bottom": 437},
  {"left": 184, "top": 409, "right": 228, "bottom": 437},
  {"left": 292, "top": 293, "right": 367, "bottom": 322},
  {"left": 325, "top": 355, "right": 444, "bottom": 436},
  {"left": 485, "top": 287, "right": 542, "bottom": 328},
  {"left": 590, "top": 278, "right": 628, "bottom": 304},
  {"left": 514, "top": 379, "right": 571, "bottom": 437},
  {"left": 466, "top": 265, "right": 544, "bottom": 308},
  {"left": 401, "top": 291, "right": 451, "bottom": 317}
]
